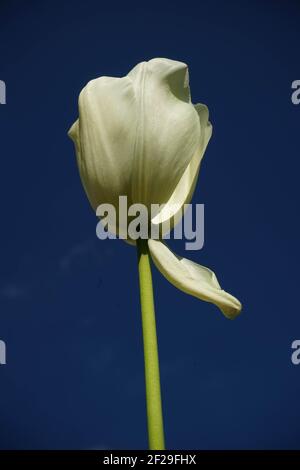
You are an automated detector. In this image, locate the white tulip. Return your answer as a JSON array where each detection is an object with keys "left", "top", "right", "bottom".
[{"left": 68, "top": 58, "right": 242, "bottom": 319}]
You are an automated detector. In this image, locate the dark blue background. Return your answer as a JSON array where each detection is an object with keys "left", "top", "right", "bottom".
[{"left": 0, "top": 0, "right": 299, "bottom": 450}]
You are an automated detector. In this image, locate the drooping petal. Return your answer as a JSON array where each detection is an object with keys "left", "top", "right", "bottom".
[
  {"left": 68, "top": 75, "right": 138, "bottom": 212},
  {"left": 151, "top": 103, "right": 212, "bottom": 229},
  {"left": 128, "top": 58, "right": 201, "bottom": 208},
  {"left": 148, "top": 239, "right": 242, "bottom": 319}
]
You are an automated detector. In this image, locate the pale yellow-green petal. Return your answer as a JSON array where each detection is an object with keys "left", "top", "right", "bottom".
[
  {"left": 128, "top": 58, "right": 201, "bottom": 208},
  {"left": 148, "top": 239, "right": 242, "bottom": 319},
  {"left": 69, "top": 75, "right": 137, "bottom": 211},
  {"left": 151, "top": 103, "right": 212, "bottom": 229},
  {"left": 68, "top": 119, "right": 97, "bottom": 207}
]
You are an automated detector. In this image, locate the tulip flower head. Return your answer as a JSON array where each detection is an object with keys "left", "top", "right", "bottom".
[{"left": 69, "top": 58, "right": 242, "bottom": 319}]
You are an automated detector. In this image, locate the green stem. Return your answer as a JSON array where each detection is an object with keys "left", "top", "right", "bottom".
[{"left": 136, "top": 238, "right": 165, "bottom": 450}]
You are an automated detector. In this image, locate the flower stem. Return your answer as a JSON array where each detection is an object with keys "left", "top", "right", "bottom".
[{"left": 136, "top": 238, "right": 165, "bottom": 450}]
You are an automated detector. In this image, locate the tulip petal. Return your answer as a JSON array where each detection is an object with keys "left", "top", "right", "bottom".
[
  {"left": 148, "top": 239, "right": 242, "bottom": 319},
  {"left": 151, "top": 103, "right": 212, "bottom": 228},
  {"left": 69, "top": 75, "right": 137, "bottom": 212},
  {"left": 68, "top": 120, "right": 88, "bottom": 193},
  {"left": 128, "top": 58, "right": 201, "bottom": 208}
]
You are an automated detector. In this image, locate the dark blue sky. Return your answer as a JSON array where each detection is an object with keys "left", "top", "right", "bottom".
[{"left": 0, "top": 0, "right": 300, "bottom": 450}]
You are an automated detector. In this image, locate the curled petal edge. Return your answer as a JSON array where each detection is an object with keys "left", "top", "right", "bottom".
[{"left": 148, "top": 239, "right": 242, "bottom": 319}]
